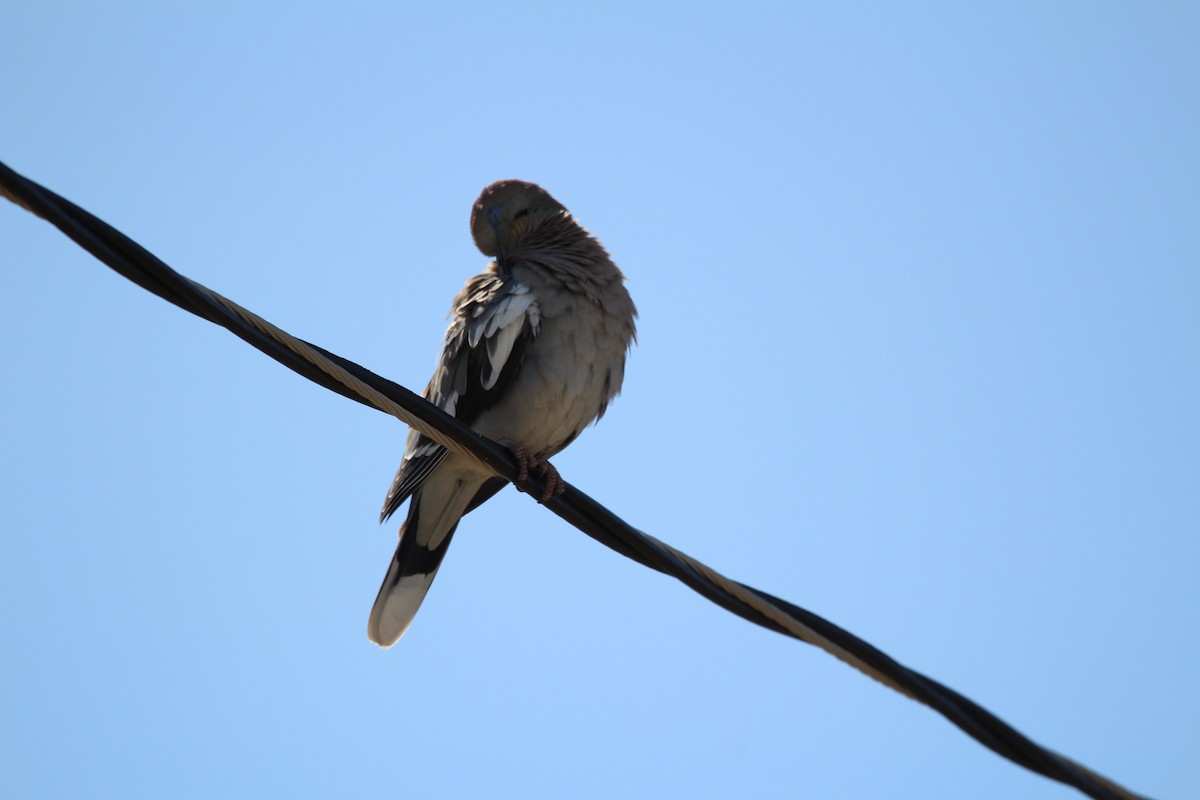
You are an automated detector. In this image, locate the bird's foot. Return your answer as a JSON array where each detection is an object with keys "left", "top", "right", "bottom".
[
  {"left": 501, "top": 441, "right": 566, "bottom": 503},
  {"left": 532, "top": 459, "right": 566, "bottom": 503}
]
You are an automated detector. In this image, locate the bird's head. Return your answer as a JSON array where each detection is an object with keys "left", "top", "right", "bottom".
[{"left": 470, "top": 180, "right": 569, "bottom": 267}]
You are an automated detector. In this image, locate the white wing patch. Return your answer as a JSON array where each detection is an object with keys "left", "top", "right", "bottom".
[
  {"left": 416, "top": 281, "right": 541, "bottom": 446},
  {"left": 469, "top": 284, "right": 540, "bottom": 391}
]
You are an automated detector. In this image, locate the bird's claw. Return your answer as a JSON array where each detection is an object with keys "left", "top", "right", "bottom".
[
  {"left": 502, "top": 441, "right": 566, "bottom": 503},
  {"left": 533, "top": 460, "right": 566, "bottom": 503}
]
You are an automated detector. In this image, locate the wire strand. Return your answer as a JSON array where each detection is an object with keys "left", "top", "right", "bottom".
[{"left": 0, "top": 160, "right": 1150, "bottom": 800}]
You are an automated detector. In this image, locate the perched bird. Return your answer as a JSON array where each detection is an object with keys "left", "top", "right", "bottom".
[{"left": 367, "top": 180, "right": 637, "bottom": 647}]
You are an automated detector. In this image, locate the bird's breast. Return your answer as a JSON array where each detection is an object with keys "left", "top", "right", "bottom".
[{"left": 470, "top": 294, "right": 628, "bottom": 457}]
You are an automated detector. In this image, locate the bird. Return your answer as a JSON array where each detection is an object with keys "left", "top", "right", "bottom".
[{"left": 367, "top": 180, "right": 637, "bottom": 647}]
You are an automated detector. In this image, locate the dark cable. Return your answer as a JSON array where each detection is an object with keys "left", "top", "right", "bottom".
[{"left": 0, "top": 160, "right": 1149, "bottom": 800}]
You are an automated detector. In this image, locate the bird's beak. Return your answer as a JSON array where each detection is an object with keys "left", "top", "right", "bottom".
[
  {"left": 496, "top": 241, "right": 509, "bottom": 273},
  {"left": 487, "top": 206, "right": 508, "bottom": 273}
]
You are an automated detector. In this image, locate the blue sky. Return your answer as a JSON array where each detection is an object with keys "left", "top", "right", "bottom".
[{"left": 2, "top": 3, "right": 1196, "bottom": 799}]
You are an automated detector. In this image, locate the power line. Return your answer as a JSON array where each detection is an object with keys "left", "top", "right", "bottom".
[{"left": 0, "top": 161, "right": 1150, "bottom": 800}]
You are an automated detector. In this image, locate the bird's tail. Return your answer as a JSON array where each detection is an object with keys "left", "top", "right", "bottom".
[{"left": 367, "top": 476, "right": 481, "bottom": 647}]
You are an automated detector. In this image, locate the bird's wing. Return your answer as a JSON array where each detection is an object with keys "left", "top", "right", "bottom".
[{"left": 379, "top": 273, "right": 541, "bottom": 522}]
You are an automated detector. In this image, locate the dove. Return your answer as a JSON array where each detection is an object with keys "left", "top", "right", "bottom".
[{"left": 367, "top": 180, "right": 637, "bottom": 647}]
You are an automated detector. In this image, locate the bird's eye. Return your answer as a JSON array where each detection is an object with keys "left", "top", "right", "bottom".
[
  {"left": 486, "top": 205, "right": 503, "bottom": 228},
  {"left": 513, "top": 208, "right": 530, "bottom": 220}
]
